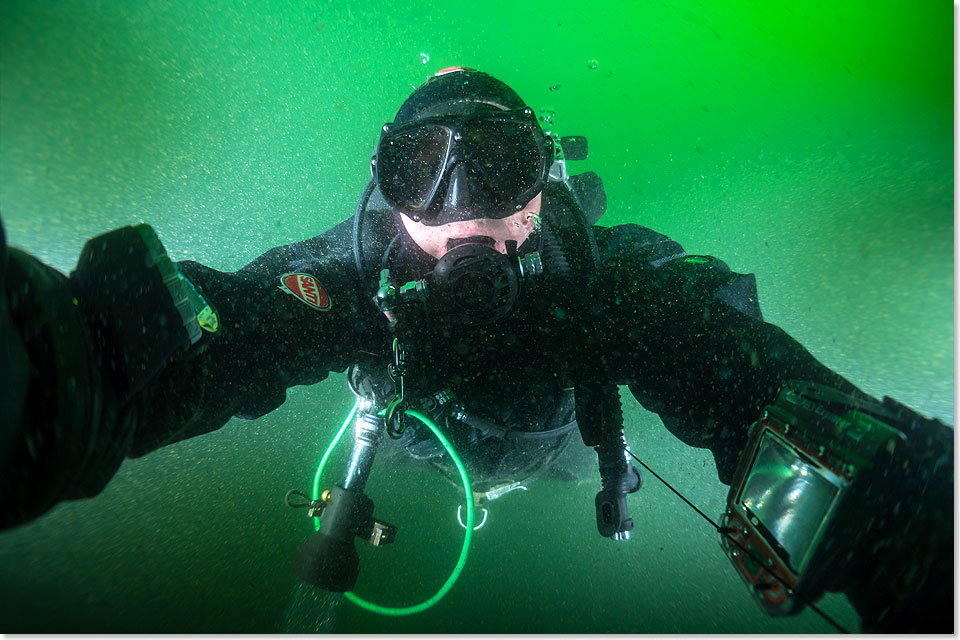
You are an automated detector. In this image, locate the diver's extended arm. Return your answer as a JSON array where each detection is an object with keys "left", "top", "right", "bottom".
[
  {"left": 1, "top": 222, "right": 202, "bottom": 528},
  {"left": 0, "top": 216, "right": 385, "bottom": 530},
  {"left": 595, "top": 223, "right": 865, "bottom": 482},
  {"left": 126, "top": 218, "right": 387, "bottom": 456},
  {"left": 595, "top": 223, "right": 953, "bottom": 632}
]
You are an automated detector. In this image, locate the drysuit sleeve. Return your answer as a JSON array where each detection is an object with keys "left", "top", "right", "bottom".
[
  {"left": 1, "top": 216, "right": 386, "bottom": 529},
  {"left": 127, "top": 217, "right": 387, "bottom": 455},
  {"left": 594, "top": 223, "right": 865, "bottom": 483}
]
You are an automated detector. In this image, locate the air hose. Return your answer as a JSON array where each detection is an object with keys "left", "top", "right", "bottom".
[{"left": 310, "top": 401, "right": 474, "bottom": 616}]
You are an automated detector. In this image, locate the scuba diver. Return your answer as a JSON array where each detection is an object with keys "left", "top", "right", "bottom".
[{"left": 0, "top": 67, "right": 953, "bottom": 633}]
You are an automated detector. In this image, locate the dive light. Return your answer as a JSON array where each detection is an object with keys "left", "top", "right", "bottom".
[{"left": 292, "top": 406, "right": 397, "bottom": 592}]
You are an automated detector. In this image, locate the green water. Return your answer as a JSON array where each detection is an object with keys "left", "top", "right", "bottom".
[{"left": 0, "top": 0, "right": 952, "bottom": 633}]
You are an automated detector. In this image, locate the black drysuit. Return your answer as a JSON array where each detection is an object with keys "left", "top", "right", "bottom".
[
  {"left": 119, "top": 182, "right": 860, "bottom": 490},
  {"left": 5, "top": 181, "right": 950, "bottom": 633}
]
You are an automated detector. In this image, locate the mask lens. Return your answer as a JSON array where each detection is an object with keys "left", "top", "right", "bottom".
[
  {"left": 378, "top": 124, "right": 452, "bottom": 212},
  {"left": 466, "top": 120, "right": 545, "bottom": 207}
]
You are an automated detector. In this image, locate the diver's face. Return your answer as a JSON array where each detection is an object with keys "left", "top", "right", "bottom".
[{"left": 400, "top": 192, "right": 541, "bottom": 259}]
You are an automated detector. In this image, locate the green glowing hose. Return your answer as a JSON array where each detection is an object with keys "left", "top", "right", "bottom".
[{"left": 311, "top": 402, "right": 474, "bottom": 616}]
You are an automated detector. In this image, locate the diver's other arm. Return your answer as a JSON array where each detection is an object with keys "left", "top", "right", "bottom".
[
  {"left": 718, "top": 381, "right": 953, "bottom": 633},
  {"left": 596, "top": 223, "right": 953, "bottom": 632},
  {"left": 595, "top": 223, "right": 865, "bottom": 483}
]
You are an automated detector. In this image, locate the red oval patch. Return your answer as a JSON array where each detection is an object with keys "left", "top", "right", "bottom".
[{"left": 279, "top": 273, "right": 331, "bottom": 311}]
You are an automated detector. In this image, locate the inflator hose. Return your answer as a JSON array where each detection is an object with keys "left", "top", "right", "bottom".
[{"left": 311, "top": 402, "right": 474, "bottom": 616}]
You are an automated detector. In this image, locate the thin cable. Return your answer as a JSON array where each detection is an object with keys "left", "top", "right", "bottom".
[{"left": 623, "top": 448, "right": 850, "bottom": 634}]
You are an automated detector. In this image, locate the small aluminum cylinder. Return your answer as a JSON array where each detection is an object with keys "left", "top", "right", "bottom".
[{"left": 342, "top": 411, "right": 384, "bottom": 491}]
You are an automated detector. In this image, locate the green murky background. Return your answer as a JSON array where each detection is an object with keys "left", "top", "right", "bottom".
[{"left": 0, "top": 0, "right": 952, "bottom": 633}]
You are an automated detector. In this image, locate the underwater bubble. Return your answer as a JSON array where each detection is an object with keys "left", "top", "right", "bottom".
[
  {"left": 420, "top": 52, "right": 430, "bottom": 64},
  {"left": 539, "top": 108, "right": 556, "bottom": 125},
  {"left": 587, "top": 59, "right": 599, "bottom": 70}
]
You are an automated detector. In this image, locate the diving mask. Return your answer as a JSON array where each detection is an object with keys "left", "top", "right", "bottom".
[{"left": 372, "top": 108, "right": 553, "bottom": 225}]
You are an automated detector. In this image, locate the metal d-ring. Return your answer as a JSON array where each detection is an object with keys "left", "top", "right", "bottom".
[{"left": 457, "top": 504, "right": 488, "bottom": 531}]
